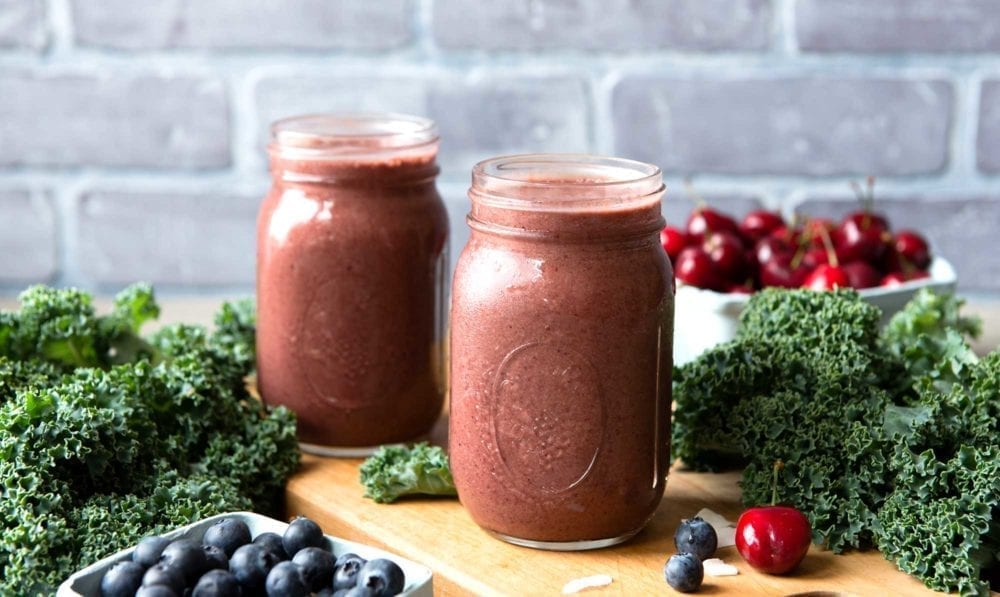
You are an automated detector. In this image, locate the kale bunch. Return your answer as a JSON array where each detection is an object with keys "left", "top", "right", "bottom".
[
  {"left": 672, "top": 288, "right": 999, "bottom": 595},
  {"left": 360, "top": 443, "right": 456, "bottom": 504},
  {"left": 0, "top": 285, "right": 297, "bottom": 594}
]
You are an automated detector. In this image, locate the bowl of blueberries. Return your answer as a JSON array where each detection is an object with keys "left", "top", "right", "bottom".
[{"left": 57, "top": 512, "right": 433, "bottom": 597}]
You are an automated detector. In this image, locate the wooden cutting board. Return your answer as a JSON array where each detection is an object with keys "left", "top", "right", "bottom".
[{"left": 285, "top": 431, "right": 955, "bottom": 596}]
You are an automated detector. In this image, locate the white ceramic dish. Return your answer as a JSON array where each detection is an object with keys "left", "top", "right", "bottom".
[
  {"left": 58, "top": 511, "right": 433, "bottom": 597},
  {"left": 673, "top": 257, "right": 958, "bottom": 366}
]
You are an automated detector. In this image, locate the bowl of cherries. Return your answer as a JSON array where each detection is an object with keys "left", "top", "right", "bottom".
[{"left": 667, "top": 180, "right": 956, "bottom": 365}]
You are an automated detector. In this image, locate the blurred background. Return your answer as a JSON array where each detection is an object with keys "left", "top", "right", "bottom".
[{"left": 1, "top": 0, "right": 999, "bottom": 298}]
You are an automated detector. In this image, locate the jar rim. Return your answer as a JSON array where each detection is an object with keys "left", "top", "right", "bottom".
[
  {"left": 270, "top": 112, "right": 439, "bottom": 158},
  {"left": 471, "top": 154, "right": 664, "bottom": 211}
]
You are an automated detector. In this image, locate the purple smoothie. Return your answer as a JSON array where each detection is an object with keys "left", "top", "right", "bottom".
[{"left": 449, "top": 155, "right": 673, "bottom": 548}]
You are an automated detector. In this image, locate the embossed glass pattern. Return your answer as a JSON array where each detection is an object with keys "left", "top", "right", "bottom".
[
  {"left": 449, "top": 154, "right": 674, "bottom": 549},
  {"left": 257, "top": 113, "right": 448, "bottom": 456}
]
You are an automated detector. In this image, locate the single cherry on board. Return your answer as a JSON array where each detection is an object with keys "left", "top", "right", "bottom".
[{"left": 735, "top": 461, "right": 812, "bottom": 575}]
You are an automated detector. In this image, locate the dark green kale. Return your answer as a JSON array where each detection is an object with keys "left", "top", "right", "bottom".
[
  {"left": 672, "top": 287, "right": 998, "bottom": 594},
  {"left": 0, "top": 285, "right": 298, "bottom": 594},
  {"left": 360, "top": 443, "right": 457, "bottom": 504}
]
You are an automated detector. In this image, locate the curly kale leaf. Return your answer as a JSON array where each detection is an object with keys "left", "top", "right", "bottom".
[
  {"left": 360, "top": 443, "right": 457, "bottom": 504},
  {"left": 0, "top": 287, "right": 298, "bottom": 594}
]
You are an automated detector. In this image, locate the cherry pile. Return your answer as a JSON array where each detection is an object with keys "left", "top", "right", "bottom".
[{"left": 663, "top": 180, "right": 933, "bottom": 293}]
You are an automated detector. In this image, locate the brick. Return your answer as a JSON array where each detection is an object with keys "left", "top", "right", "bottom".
[
  {"left": 796, "top": 196, "right": 1000, "bottom": 291},
  {"left": 0, "top": 0, "right": 45, "bottom": 49},
  {"left": 433, "top": 0, "right": 771, "bottom": 51},
  {"left": 977, "top": 80, "right": 1000, "bottom": 173},
  {"left": 612, "top": 77, "right": 952, "bottom": 176},
  {"left": 797, "top": 0, "right": 1000, "bottom": 53},
  {"left": 0, "top": 189, "right": 57, "bottom": 283},
  {"left": 0, "top": 71, "right": 229, "bottom": 168},
  {"left": 71, "top": 0, "right": 412, "bottom": 50},
  {"left": 76, "top": 190, "right": 258, "bottom": 286},
  {"left": 253, "top": 75, "right": 589, "bottom": 176}
]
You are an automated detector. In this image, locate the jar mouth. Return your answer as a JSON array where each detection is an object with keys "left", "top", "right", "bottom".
[
  {"left": 471, "top": 154, "right": 664, "bottom": 211},
  {"left": 270, "top": 113, "right": 439, "bottom": 160}
]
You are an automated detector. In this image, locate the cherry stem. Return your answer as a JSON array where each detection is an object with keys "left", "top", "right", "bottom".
[
  {"left": 817, "top": 223, "right": 839, "bottom": 268},
  {"left": 683, "top": 178, "right": 706, "bottom": 209},
  {"left": 771, "top": 460, "right": 785, "bottom": 506}
]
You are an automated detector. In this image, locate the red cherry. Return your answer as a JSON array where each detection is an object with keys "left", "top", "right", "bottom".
[
  {"left": 893, "top": 230, "right": 931, "bottom": 270},
  {"left": 674, "top": 247, "right": 725, "bottom": 291},
  {"left": 735, "top": 505, "right": 812, "bottom": 575},
  {"left": 660, "top": 226, "right": 690, "bottom": 262},
  {"left": 739, "top": 210, "right": 785, "bottom": 243},
  {"left": 801, "top": 247, "right": 830, "bottom": 271},
  {"left": 800, "top": 218, "right": 836, "bottom": 248},
  {"left": 835, "top": 223, "right": 889, "bottom": 264},
  {"left": 754, "top": 237, "right": 793, "bottom": 266},
  {"left": 881, "top": 270, "right": 931, "bottom": 287},
  {"left": 802, "top": 264, "right": 850, "bottom": 290},
  {"left": 842, "top": 210, "right": 889, "bottom": 234},
  {"left": 760, "top": 254, "right": 808, "bottom": 288},
  {"left": 841, "top": 261, "right": 882, "bottom": 289},
  {"left": 703, "top": 231, "right": 747, "bottom": 280},
  {"left": 686, "top": 206, "right": 740, "bottom": 241}
]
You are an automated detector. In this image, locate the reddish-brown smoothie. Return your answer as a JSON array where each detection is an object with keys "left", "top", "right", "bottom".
[
  {"left": 449, "top": 155, "right": 673, "bottom": 548},
  {"left": 257, "top": 114, "right": 448, "bottom": 453}
]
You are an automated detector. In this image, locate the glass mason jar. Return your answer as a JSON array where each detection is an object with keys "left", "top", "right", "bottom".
[
  {"left": 257, "top": 113, "right": 449, "bottom": 456},
  {"left": 449, "top": 154, "right": 673, "bottom": 550}
]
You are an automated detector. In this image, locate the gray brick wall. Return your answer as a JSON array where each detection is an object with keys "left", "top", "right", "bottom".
[{"left": 1, "top": 1, "right": 1000, "bottom": 294}]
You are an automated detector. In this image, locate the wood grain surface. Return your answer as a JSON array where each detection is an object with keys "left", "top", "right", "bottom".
[{"left": 285, "top": 447, "right": 951, "bottom": 596}]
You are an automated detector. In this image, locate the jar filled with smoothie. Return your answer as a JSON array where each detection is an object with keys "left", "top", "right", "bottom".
[
  {"left": 257, "top": 113, "right": 448, "bottom": 456},
  {"left": 449, "top": 154, "right": 673, "bottom": 549}
]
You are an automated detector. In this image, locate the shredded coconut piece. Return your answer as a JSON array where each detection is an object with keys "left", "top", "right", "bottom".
[
  {"left": 694, "top": 507, "right": 737, "bottom": 548},
  {"left": 703, "top": 558, "right": 739, "bottom": 576},
  {"left": 561, "top": 574, "right": 613, "bottom": 594}
]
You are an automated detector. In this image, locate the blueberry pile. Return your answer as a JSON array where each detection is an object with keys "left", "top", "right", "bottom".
[{"left": 99, "top": 516, "right": 406, "bottom": 597}]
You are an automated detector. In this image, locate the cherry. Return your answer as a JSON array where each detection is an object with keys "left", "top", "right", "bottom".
[
  {"left": 754, "top": 237, "right": 793, "bottom": 267},
  {"left": 835, "top": 222, "right": 889, "bottom": 264},
  {"left": 702, "top": 231, "right": 747, "bottom": 280},
  {"left": 881, "top": 270, "right": 931, "bottom": 287},
  {"left": 674, "top": 247, "right": 725, "bottom": 291},
  {"left": 686, "top": 206, "right": 740, "bottom": 241},
  {"left": 735, "top": 461, "right": 812, "bottom": 575},
  {"left": 759, "top": 254, "right": 808, "bottom": 289},
  {"left": 802, "top": 263, "right": 850, "bottom": 290},
  {"left": 800, "top": 247, "right": 830, "bottom": 271},
  {"left": 841, "top": 261, "right": 882, "bottom": 289},
  {"left": 739, "top": 210, "right": 784, "bottom": 243},
  {"left": 800, "top": 218, "right": 835, "bottom": 249},
  {"left": 893, "top": 230, "right": 931, "bottom": 270},
  {"left": 660, "top": 226, "right": 690, "bottom": 262}
]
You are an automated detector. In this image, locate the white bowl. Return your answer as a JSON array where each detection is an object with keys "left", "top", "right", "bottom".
[
  {"left": 58, "top": 511, "right": 433, "bottom": 597},
  {"left": 673, "top": 257, "right": 958, "bottom": 366}
]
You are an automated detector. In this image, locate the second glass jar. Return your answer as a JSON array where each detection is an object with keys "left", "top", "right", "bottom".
[
  {"left": 449, "top": 154, "right": 674, "bottom": 549},
  {"left": 257, "top": 113, "right": 449, "bottom": 455}
]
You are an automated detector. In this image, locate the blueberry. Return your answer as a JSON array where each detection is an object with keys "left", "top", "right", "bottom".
[
  {"left": 356, "top": 559, "right": 405, "bottom": 597},
  {"left": 230, "top": 543, "right": 280, "bottom": 592},
  {"left": 253, "top": 532, "right": 289, "bottom": 561},
  {"left": 332, "top": 553, "right": 367, "bottom": 590},
  {"left": 264, "top": 560, "right": 309, "bottom": 597},
  {"left": 100, "top": 560, "right": 145, "bottom": 597},
  {"left": 141, "top": 564, "right": 184, "bottom": 593},
  {"left": 159, "top": 539, "right": 209, "bottom": 585},
  {"left": 204, "top": 518, "right": 252, "bottom": 558},
  {"left": 203, "top": 544, "right": 229, "bottom": 571},
  {"left": 133, "top": 536, "right": 171, "bottom": 568},
  {"left": 291, "top": 546, "right": 335, "bottom": 591},
  {"left": 282, "top": 516, "right": 325, "bottom": 556},
  {"left": 136, "top": 586, "right": 178, "bottom": 597},
  {"left": 673, "top": 517, "right": 718, "bottom": 561},
  {"left": 664, "top": 553, "right": 703, "bottom": 593},
  {"left": 192, "top": 569, "right": 242, "bottom": 597}
]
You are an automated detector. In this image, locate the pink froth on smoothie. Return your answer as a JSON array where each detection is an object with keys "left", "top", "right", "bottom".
[{"left": 449, "top": 154, "right": 674, "bottom": 549}]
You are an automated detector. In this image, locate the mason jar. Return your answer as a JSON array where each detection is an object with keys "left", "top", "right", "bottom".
[
  {"left": 449, "top": 154, "right": 673, "bottom": 549},
  {"left": 257, "top": 113, "right": 448, "bottom": 456}
]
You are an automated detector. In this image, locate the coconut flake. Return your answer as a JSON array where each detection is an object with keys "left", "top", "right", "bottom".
[
  {"left": 703, "top": 558, "right": 739, "bottom": 576},
  {"left": 693, "top": 507, "right": 737, "bottom": 548},
  {"left": 561, "top": 574, "right": 613, "bottom": 594}
]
